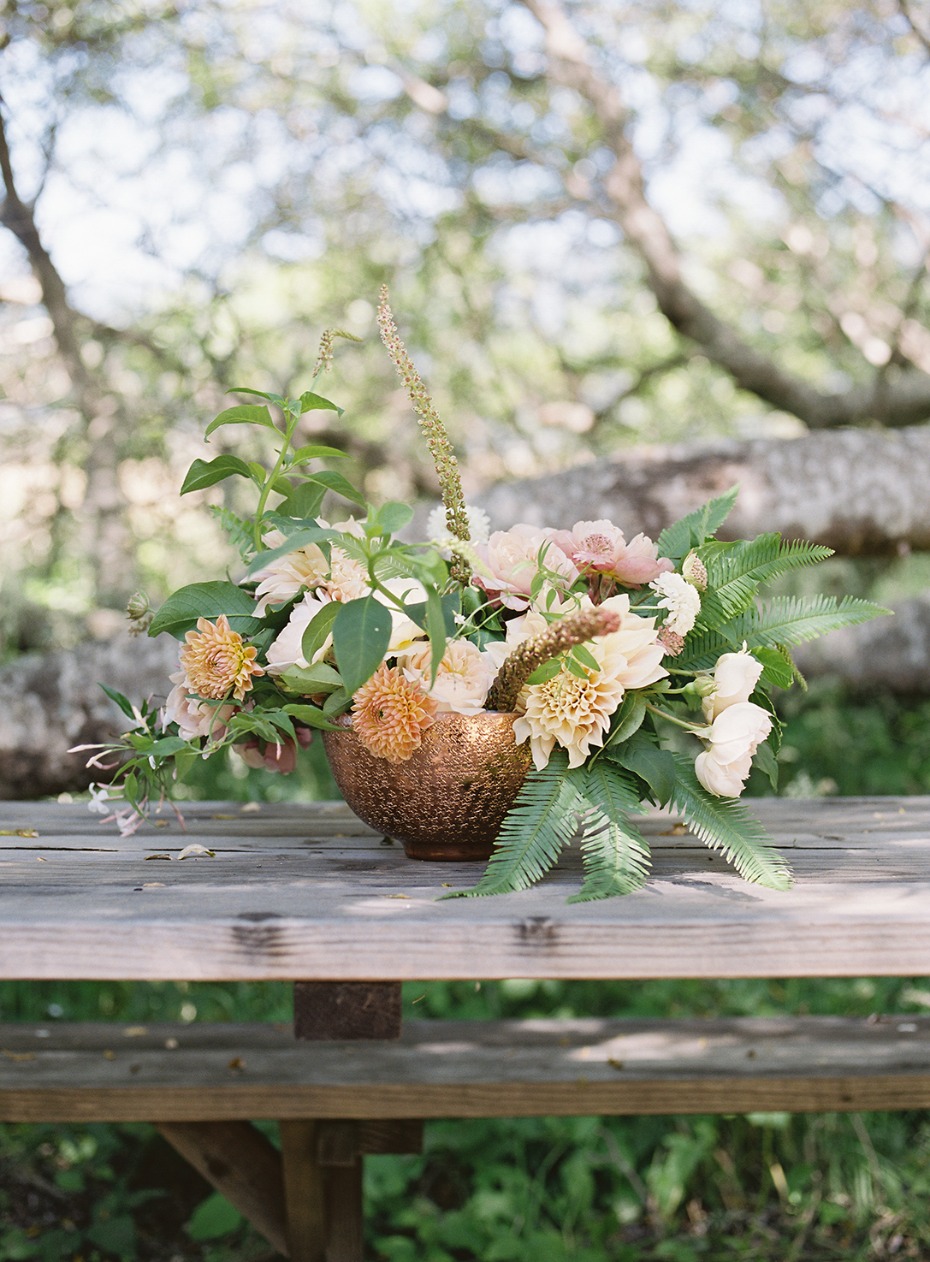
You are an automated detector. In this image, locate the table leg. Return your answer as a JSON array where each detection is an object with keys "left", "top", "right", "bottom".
[
  {"left": 293, "top": 981, "right": 402, "bottom": 1040},
  {"left": 280, "top": 1119, "right": 328, "bottom": 1262}
]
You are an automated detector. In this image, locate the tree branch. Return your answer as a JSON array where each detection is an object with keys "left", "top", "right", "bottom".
[{"left": 516, "top": 0, "right": 930, "bottom": 429}]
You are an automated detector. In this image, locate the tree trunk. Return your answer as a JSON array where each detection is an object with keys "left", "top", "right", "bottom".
[
  {"left": 477, "top": 426, "right": 930, "bottom": 555},
  {"left": 0, "top": 635, "right": 178, "bottom": 800}
]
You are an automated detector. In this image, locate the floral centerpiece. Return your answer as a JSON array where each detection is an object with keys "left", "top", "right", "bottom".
[{"left": 84, "top": 289, "right": 888, "bottom": 899}]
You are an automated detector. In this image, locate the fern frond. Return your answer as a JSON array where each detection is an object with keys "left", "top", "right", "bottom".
[
  {"left": 669, "top": 755, "right": 791, "bottom": 890},
  {"left": 207, "top": 505, "right": 253, "bottom": 562},
  {"left": 680, "top": 594, "right": 889, "bottom": 672},
  {"left": 702, "top": 535, "right": 834, "bottom": 589},
  {"left": 568, "top": 762, "right": 652, "bottom": 901},
  {"left": 656, "top": 486, "right": 739, "bottom": 560},
  {"left": 729, "top": 595, "right": 891, "bottom": 650},
  {"left": 450, "top": 751, "right": 581, "bottom": 897},
  {"left": 694, "top": 536, "right": 835, "bottom": 634}
]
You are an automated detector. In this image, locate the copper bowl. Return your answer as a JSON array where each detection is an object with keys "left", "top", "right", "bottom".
[{"left": 322, "top": 711, "right": 532, "bottom": 860}]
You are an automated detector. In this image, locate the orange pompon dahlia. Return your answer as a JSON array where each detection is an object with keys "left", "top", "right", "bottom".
[
  {"left": 179, "top": 615, "right": 264, "bottom": 702},
  {"left": 351, "top": 662, "right": 438, "bottom": 762}
]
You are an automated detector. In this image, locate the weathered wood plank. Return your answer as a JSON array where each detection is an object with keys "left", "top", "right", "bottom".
[
  {"left": 157, "top": 1120, "right": 289, "bottom": 1257},
  {"left": 0, "top": 798, "right": 928, "bottom": 981},
  {"left": 1, "top": 1017, "right": 928, "bottom": 1122},
  {"left": 279, "top": 1120, "right": 326, "bottom": 1262}
]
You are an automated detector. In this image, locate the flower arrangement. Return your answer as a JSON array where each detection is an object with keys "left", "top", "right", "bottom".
[{"left": 86, "top": 289, "right": 888, "bottom": 899}]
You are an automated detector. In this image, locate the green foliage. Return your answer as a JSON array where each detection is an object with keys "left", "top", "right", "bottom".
[
  {"left": 568, "top": 762, "right": 652, "bottom": 901},
  {"left": 147, "top": 582, "right": 263, "bottom": 640},
  {"left": 668, "top": 755, "right": 792, "bottom": 891},
  {"left": 451, "top": 752, "right": 581, "bottom": 896},
  {"left": 656, "top": 486, "right": 739, "bottom": 560}
]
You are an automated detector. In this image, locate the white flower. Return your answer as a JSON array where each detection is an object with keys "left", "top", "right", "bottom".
[
  {"left": 265, "top": 592, "right": 335, "bottom": 674},
  {"left": 426, "top": 503, "right": 491, "bottom": 548},
  {"left": 702, "top": 647, "right": 764, "bottom": 722},
  {"left": 694, "top": 701, "right": 772, "bottom": 798},
  {"left": 252, "top": 529, "right": 330, "bottom": 615},
  {"left": 650, "top": 571, "right": 701, "bottom": 637},
  {"left": 87, "top": 785, "right": 112, "bottom": 815},
  {"left": 398, "top": 638, "right": 499, "bottom": 715}
]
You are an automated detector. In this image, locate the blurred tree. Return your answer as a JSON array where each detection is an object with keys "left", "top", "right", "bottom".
[{"left": 1, "top": 0, "right": 928, "bottom": 636}]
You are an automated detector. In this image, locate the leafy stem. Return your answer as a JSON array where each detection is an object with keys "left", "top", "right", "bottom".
[{"left": 251, "top": 401, "right": 302, "bottom": 553}]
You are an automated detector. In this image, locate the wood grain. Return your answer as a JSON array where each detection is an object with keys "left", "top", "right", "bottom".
[
  {"left": 157, "top": 1120, "right": 288, "bottom": 1257},
  {"left": 1, "top": 1016, "right": 928, "bottom": 1122},
  {"left": 0, "top": 797, "right": 928, "bottom": 981}
]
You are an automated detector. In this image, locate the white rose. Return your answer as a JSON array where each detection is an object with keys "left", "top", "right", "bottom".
[
  {"left": 694, "top": 701, "right": 773, "bottom": 798},
  {"left": 695, "top": 749, "right": 753, "bottom": 798},
  {"left": 265, "top": 592, "right": 334, "bottom": 674},
  {"left": 703, "top": 647, "right": 764, "bottom": 722},
  {"left": 399, "top": 639, "right": 497, "bottom": 715}
]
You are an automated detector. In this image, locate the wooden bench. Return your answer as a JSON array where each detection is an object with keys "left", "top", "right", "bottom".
[
  {"left": 2, "top": 1012, "right": 930, "bottom": 1258},
  {"left": 1, "top": 796, "right": 930, "bottom": 1260}
]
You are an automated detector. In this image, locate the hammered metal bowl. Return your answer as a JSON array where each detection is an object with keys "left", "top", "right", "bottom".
[{"left": 322, "top": 711, "right": 532, "bottom": 860}]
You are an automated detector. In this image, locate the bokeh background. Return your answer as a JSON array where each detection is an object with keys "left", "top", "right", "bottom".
[{"left": 2, "top": 1, "right": 930, "bottom": 1258}]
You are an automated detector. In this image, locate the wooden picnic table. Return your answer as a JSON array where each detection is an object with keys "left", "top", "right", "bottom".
[{"left": 1, "top": 795, "right": 929, "bottom": 1260}]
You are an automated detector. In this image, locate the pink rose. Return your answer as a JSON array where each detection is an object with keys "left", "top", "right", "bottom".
[
  {"left": 549, "top": 520, "right": 673, "bottom": 587},
  {"left": 474, "top": 524, "right": 579, "bottom": 610}
]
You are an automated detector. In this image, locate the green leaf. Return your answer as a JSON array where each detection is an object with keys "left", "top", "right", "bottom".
[
  {"left": 298, "top": 389, "right": 343, "bottom": 415},
  {"left": 279, "top": 661, "right": 343, "bottom": 695},
  {"left": 656, "top": 486, "right": 740, "bottom": 559},
  {"left": 669, "top": 754, "right": 791, "bottom": 890},
  {"left": 372, "top": 500, "right": 415, "bottom": 535},
  {"left": 227, "top": 386, "right": 287, "bottom": 407},
  {"left": 598, "top": 692, "right": 647, "bottom": 757},
  {"left": 568, "top": 763, "right": 652, "bottom": 900},
  {"left": 526, "top": 659, "right": 562, "bottom": 685},
  {"left": 447, "top": 751, "right": 581, "bottom": 897},
  {"left": 180, "top": 455, "right": 258, "bottom": 495},
  {"left": 323, "top": 686, "right": 351, "bottom": 715},
  {"left": 572, "top": 644, "right": 600, "bottom": 673},
  {"left": 609, "top": 738, "right": 677, "bottom": 806},
  {"left": 204, "top": 404, "right": 278, "bottom": 438},
  {"left": 300, "top": 600, "right": 342, "bottom": 665},
  {"left": 99, "top": 684, "right": 140, "bottom": 721},
  {"left": 149, "top": 582, "right": 261, "bottom": 639},
  {"left": 275, "top": 480, "right": 329, "bottom": 521},
  {"left": 424, "top": 587, "right": 449, "bottom": 684},
  {"left": 289, "top": 442, "right": 349, "bottom": 463},
  {"left": 186, "top": 1192, "right": 244, "bottom": 1242},
  {"left": 332, "top": 596, "right": 393, "bottom": 694},
  {"left": 305, "top": 469, "right": 367, "bottom": 508},
  {"left": 281, "top": 703, "right": 340, "bottom": 730},
  {"left": 403, "top": 592, "right": 462, "bottom": 639},
  {"left": 148, "top": 735, "right": 191, "bottom": 757},
  {"left": 753, "top": 646, "right": 796, "bottom": 690}
]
